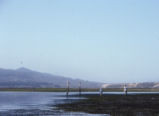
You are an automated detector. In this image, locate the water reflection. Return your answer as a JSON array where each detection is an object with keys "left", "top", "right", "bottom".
[{"left": 0, "top": 92, "right": 103, "bottom": 116}]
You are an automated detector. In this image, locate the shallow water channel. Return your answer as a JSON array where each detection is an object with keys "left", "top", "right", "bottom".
[{"left": 0, "top": 92, "right": 106, "bottom": 116}]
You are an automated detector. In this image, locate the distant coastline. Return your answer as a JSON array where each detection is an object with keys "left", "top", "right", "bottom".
[{"left": 0, "top": 88, "right": 159, "bottom": 92}]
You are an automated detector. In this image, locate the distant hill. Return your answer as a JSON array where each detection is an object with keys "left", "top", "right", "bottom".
[
  {"left": 0, "top": 67, "right": 158, "bottom": 89},
  {"left": 102, "top": 82, "right": 159, "bottom": 88},
  {"left": 0, "top": 67, "right": 102, "bottom": 88}
]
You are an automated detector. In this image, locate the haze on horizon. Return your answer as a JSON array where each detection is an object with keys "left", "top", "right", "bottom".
[{"left": 0, "top": 0, "right": 159, "bottom": 83}]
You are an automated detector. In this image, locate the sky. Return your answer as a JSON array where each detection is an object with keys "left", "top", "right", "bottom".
[{"left": 0, "top": 0, "right": 159, "bottom": 83}]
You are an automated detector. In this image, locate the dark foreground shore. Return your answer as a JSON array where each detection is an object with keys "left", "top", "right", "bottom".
[{"left": 56, "top": 93, "right": 159, "bottom": 116}]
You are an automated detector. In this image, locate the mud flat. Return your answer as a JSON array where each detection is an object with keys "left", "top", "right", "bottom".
[{"left": 56, "top": 93, "right": 159, "bottom": 116}]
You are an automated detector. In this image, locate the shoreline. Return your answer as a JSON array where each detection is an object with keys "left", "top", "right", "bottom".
[{"left": 0, "top": 88, "right": 159, "bottom": 92}]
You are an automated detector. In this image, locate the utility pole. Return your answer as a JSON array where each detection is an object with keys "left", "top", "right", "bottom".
[
  {"left": 66, "top": 80, "right": 70, "bottom": 96},
  {"left": 124, "top": 84, "right": 127, "bottom": 96},
  {"left": 79, "top": 82, "right": 81, "bottom": 96},
  {"left": 99, "top": 87, "right": 103, "bottom": 96}
]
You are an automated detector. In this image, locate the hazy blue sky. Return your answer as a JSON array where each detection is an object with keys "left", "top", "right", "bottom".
[{"left": 0, "top": 0, "right": 159, "bottom": 83}]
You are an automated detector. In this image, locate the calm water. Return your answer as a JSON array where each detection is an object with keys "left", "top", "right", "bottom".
[
  {"left": 0, "top": 92, "right": 159, "bottom": 116},
  {"left": 0, "top": 92, "right": 106, "bottom": 116}
]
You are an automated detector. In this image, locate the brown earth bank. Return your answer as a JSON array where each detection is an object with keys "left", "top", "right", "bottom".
[{"left": 56, "top": 94, "right": 159, "bottom": 116}]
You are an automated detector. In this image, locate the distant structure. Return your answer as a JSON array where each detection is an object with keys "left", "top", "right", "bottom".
[
  {"left": 123, "top": 84, "right": 127, "bottom": 95},
  {"left": 79, "top": 82, "right": 81, "bottom": 96},
  {"left": 99, "top": 87, "right": 103, "bottom": 96},
  {"left": 66, "top": 80, "right": 70, "bottom": 96}
]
